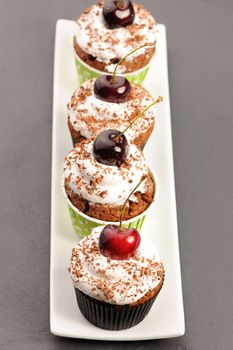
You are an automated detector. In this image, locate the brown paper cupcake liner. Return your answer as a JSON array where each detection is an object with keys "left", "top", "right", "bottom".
[{"left": 74, "top": 288, "right": 159, "bottom": 330}]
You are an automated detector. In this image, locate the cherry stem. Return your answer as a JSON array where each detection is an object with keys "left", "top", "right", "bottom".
[
  {"left": 115, "top": 96, "right": 163, "bottom": 142},
  {"left": 119, "top": 176, "right": 147, "bottom": 230},
  {"left": 117, "top": 0, "right": 124, "bottom": 9},
  {"left": 112, "top": 42, "right": 155, "bottom": 81}
]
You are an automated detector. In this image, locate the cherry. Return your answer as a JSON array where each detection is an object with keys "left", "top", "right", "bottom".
[
  {"left": 94, "top": 75, "right": 131, "bottom": 103},
  {"left": 93, "top": 129, "right": 127, "bottom": 166},
  {"left": 94, "top": 44, "right": 152, "bottom": 103},
  {"left": 103, "top": 0, "right": 135, "bottom": 29},
  {"left": 98, "top": 176, "right": 146, "bottom": 260},
  {"left": 99, "top": 224, "right": 140, "bottom": 260},
  {"left": 93, "top": 97, "right": 163, "bottom": 166}
]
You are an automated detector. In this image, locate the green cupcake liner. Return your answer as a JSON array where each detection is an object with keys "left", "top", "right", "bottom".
[
  {"left": 68, "top": 204, "right": 146, "bottom": 238},
  {"left": 74, "top": 54, "right": 150, "bottom": 86}
]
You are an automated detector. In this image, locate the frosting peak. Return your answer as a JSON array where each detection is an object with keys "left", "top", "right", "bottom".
[
  {"left": 68, "top": 79, "right": 155, "bottom": 142},
  {"left": 63, "top": 138, "right": 150, "bottom": 205},
  {"left": 75, "top": 2, "right": 157, "bottom": 71},
  {"left": 69, "top": 226, "right": 164, "bottom": 305}
]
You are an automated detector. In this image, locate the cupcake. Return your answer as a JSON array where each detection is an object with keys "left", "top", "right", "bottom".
[
  {"left": 68, "top": 226, "right": 165, "bottom": 330},
  {"left": 73, "top": 0, "right": 157, "bottom": 84},
  {"left": 63, "top": 135, "right": 157, "bottom": 236},
  {"left": 68, "top": 78, "right": 156, "bottom": 149}
]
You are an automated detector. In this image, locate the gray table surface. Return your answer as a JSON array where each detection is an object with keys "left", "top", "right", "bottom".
[{"left": 1, "top": 0, "right": 233, "bottom": 349}]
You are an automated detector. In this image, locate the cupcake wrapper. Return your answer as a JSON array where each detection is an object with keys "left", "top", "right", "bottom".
[
  {"left": 74, "top": 288, "right": 158, "bottom": 330},
  {"left": 68, "top": 205, "right": 146, "bottom": 238},
  {"left": 74, "top": 54, "right": 150, "bottom": 86}
]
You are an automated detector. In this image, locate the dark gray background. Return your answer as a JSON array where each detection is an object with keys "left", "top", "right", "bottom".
[{"left": 0, "top": 0, "right": 233, "bottom": 349}]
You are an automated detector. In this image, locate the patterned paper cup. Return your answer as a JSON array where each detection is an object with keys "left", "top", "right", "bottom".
[
  {"left": 62, "top": 168, "right": 158, "bottom": 238},
  {"left": 74, "top": 51, "right": 152, "bottom": 86}
]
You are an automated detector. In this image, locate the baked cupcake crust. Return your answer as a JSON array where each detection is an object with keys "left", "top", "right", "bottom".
[
  {"left": 74, "top": 36, "right": 155, "bottom": 73},
  {"left": 68, "top": 114, "right": 154, "bottom": 149},
  {"left": 130, "top": 273, "right": 164, "bottom": 307},
  {"left": 65, "top": 172, "right": 155, "bottom": 221}
]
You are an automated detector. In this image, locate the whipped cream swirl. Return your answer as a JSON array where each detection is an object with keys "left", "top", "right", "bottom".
[
  {"left": 68, "top": 79, "right": 155, "bottom": 141},
  {"left": 75, "top": 2, "right": 157, "bottom": 71},
  {"left": 69, "top": 226, "right": 164, "bottom": 305},
  {"left": 63, "top": 138, "right": 150, "bottom": 205}
]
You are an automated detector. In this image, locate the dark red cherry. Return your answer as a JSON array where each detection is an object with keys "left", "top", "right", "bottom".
[
  {"left": 93, "top": 129, "right": 127, "bottom": 166},
  {"left": 99, "top": 224, "right": 140, "bottom": 260},
  {"left": 94, "top": 75, "right": 131, "bottom": 103},
  {"left": 103, "top": 0, "right": 135, "bottom": 29}
]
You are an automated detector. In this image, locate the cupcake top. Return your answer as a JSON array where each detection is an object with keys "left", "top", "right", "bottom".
[
  {"left": 68, "top": 79, "right": 155, "bottom": 141},
  {"left": 75, "top": 1, "right": 156, "bottom": 73},
  {"left": 63, "top": 138, "right": 150, "bottom": 205},
  {"left": 68, "top": 226, "right": 164, "bottom": 305}
]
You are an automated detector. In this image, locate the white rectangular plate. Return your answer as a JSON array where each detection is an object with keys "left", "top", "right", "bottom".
[{"left": 50, "top": 19, "right": 185, "bottom": 341}]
